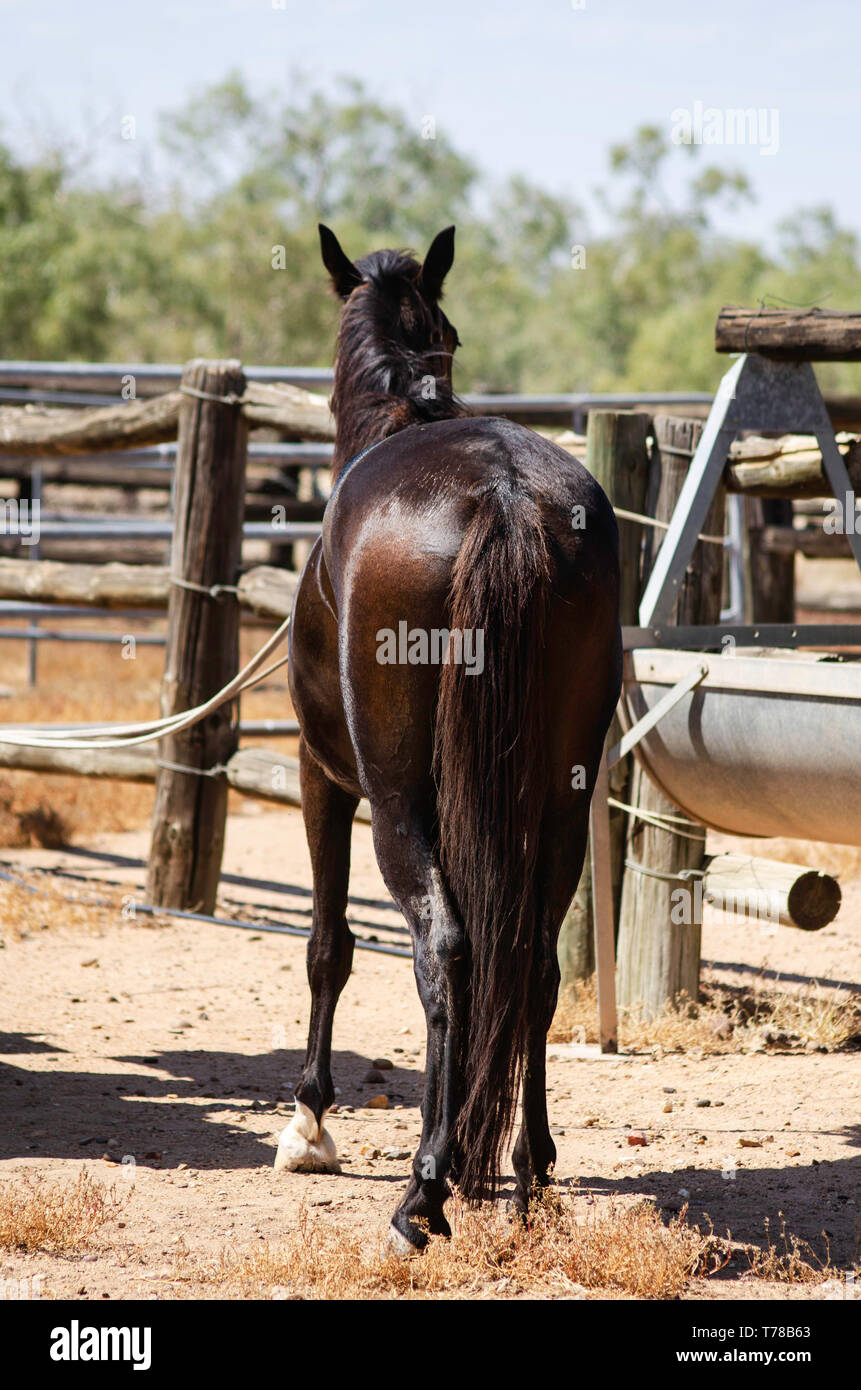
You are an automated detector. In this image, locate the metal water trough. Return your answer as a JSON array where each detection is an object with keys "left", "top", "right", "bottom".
[{"left": 621, "top": 647, "right": 861, "bottom": 845}]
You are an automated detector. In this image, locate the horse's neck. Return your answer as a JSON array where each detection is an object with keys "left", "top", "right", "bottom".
[{"left": 331, "top": 392, "right": 458, "bottom": 479}]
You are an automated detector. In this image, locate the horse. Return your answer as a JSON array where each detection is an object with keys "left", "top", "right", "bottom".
[{"left": 274, "top": 223, "right": 622, "bottom": 1251}]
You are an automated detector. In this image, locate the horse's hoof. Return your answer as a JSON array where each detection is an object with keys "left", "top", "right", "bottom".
[{"left": 273, "top": 1102, "right": 341, "bottom": 1174}]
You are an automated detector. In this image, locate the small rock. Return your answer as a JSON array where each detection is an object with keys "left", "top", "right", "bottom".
[
  {"left": 695, "top": 1099, "right": 711, "bottom": 1108},
  {"left": 550, "top": 1126, "right": 565, "bottom": 1136},
  {"left": 787, "top": 1149, "right": 801, "bottom": 1158},
  {"left": 360, "top": 1144, "right": 380, "bottom": 1158},
  {"left": 365, "top": 1094, "right": 389, "bottom": 1109},
  {"left": 383, "top": 1147, "right": 411, "bottom": 1160},
  {"left": 363, "top": 1068, "right": 385, "bottom": 1084},
  {"left": 627, "top": 1132, "right": 647, "bottom": 1147},
  {"left": 80, "top": 958, "right": 99, "bottom": 968},
  {"left": 584, "top": 1116, "right": 600, "bottom": 1128},
  {"left": 662, "top": 1087, "right": 676, "bottom": 1094},
  {"left": 372, "top": 1058, "right": 394, "bottom": 1071},
  {"left": 102, "top": 1152, "right": 119, "bottom": 1164},
  {"left": 662, "top": 1101, "right": 673, "bottom": 1113},
  {"left": 738, "top": 1138, "right": 762, "bottom": 1149}
]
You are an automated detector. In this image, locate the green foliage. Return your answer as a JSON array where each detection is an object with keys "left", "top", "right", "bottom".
[{"left": 0, "top": 81, "right": 859, "bottom": 393}]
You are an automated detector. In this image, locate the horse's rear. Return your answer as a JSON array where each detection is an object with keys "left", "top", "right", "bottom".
[{"left": 275, "top": 226, "right": 620, "bottom": 1251}]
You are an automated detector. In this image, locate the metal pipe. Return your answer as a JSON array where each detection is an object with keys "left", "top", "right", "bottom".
[{"left": 15, "top": 519, "right": 321, "bottom": 539}]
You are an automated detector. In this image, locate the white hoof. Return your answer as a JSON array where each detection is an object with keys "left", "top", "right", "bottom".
[{"left": 274, "top": 1101, "right": 341, "bottom": 1174}]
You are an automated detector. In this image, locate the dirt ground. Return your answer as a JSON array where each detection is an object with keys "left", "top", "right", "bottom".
[{"left": 1, "top": 799, "right": 859, "bottom": 1301}]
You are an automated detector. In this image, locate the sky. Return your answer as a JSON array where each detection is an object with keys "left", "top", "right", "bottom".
[{"left": 1, "top": 0, "right": 859, "bottom": 246}]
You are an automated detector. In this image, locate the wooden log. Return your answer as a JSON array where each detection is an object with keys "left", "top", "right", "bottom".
[
  {"left": 146, "top": 361, "right": 248, "bottom": 915},
  {"left": 240, "top": 382, "right": 335, "bottom": 440},
  {"left": 0, "top": 382, "right": 333, "bottom": 457},
  {"left": 0, "top": 394, "right": 182, "bottom": 456},
  {"left": 0, "top": 743, "right": 374, "bottom": 824},
  {"left": 759, "top": 525, "right": 853, "bottom": 558},
  {"left": 726, "top": 435, "right": 861, "bottom": 497},
  {"left": 615, "top": 416, "right": 725, "bottom": 1018},
  {"left": 702, "top": 853, "right": 840, "bottom": 932},
  {"left": 226, "top": 748, "right": 371, "bottom": 823},
  {"left": 0, "top": 557, "right": 300, "bottom": 620},
  {"left": 716, "top": 306, "right": 861, "bottom": 361},
  {"left": 236, "top": 566, "right": 299, "bottom": 621},
  {"left": 0, "top": 558, "right": 172, "bottom": 608},
  {"left": 556, "top": 411, "right": 651, "bottom": 988},
  {"left": 0, "top": 741, "right": 156, "bottom": 781}
]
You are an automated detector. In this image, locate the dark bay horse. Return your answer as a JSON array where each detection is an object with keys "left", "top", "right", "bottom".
[{"left": 274, "top": 223, "right": 621, "bottom": 1251}]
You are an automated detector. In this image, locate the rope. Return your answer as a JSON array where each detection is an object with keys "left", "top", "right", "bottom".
[
  {"left": 179, "top": 384, "right": 243, "bottom": 407},
  {"left": 613, "top": 507, "right": 725, "bottom": 546},
  {"left": 624, "top": 858, "right": 706, "bottom": 883},
  {"left": 608, "top": 795, "right": 707, "bottom": 842},
  {"left": 155, "top": 759, "right": 228, "bottom": 778},
  {"left": 170, "top": 577, "right": 240, "bottom": 600},
  {"left": 741, "top": 294, "right": 835, "bottom": 352},
  {"left": 0, "top": 615, "right": 290, "bottom": 751}
]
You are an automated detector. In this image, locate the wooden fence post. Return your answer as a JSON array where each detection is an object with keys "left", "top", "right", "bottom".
[
  {"left": 745, "top": 497, "right": 796, "bottom": 621},
  {"left": 146, "top": 359, "right": 248, "bottom": 914},
  {"left": 557, "top": 410, "right": 652, "bottom": 989},
  {"left": 615, "top": 415, "right": 725, "bottom": 1018}
]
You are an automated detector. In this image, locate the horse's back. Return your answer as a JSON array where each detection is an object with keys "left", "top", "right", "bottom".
[{"left": 323, "top": 415, "right": 617, "bottom": 600}]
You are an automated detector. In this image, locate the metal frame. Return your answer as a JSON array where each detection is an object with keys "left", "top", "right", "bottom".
[
  {"left": 639, "top": 354, "right": 861, "bottom": 626},
  {"left": 592, "top": 353, "right": 861, "bottom": 1051}
]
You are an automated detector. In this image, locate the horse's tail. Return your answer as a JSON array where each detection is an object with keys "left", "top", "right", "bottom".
[{"left": 433, "top": 476, "right": 551, "bottom": 1201}]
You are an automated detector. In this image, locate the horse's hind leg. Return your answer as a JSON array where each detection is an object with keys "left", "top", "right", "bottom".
[
  {"left": 274, "top": 740, "right": 358, "bottom": 1174},
  {"left": 511, "top": 809, "right": 590, "bottom": 1214},
  {"left": 369, "top": 801, "right": 466, "bottom": 1251}
]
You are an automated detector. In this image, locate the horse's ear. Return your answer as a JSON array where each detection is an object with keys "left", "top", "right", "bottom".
[
  {"left": 420, "top": 225, "right": 455, "bottom": 300},
  {"left": 319, "top": 224, "right": 363, "bottom": 299}
]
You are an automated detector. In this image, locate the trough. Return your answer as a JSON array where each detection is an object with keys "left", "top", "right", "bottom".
[{"left": 621, "top": 647, "right": 861, "bottom": 846}]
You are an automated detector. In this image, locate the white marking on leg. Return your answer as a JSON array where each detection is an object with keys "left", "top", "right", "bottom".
[{"left": 274, "top": 1101, "right": 341, "bottom": 1174}]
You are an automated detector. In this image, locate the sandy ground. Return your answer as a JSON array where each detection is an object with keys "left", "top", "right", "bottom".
[{"left": 0, "top": 801, "right": 859, "bottom": 1300}]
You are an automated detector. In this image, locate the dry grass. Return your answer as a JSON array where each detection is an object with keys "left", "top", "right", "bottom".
[
  {"left": 177, "top": 1190, "right": 728, "bottom": 1300},
  {"left": 0, "top": 871, "right": 163, "bottom": 942},
  {"left": 550, "top": 974, "right": 861, "bottom": 1055},
  {"left": 0, "top": 1170, "right": 129, "bottom": 1254},
  {"left": 743, "top": 1214, "right": 835, "bottom": 1285}
]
